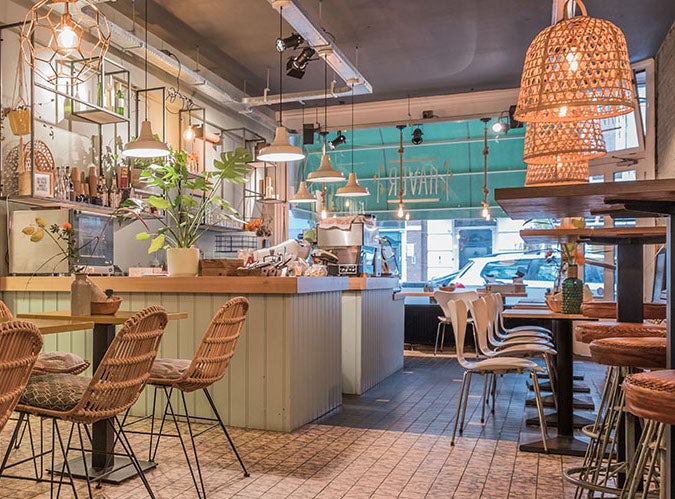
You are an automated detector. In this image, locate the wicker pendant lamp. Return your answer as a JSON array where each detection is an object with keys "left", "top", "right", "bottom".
[
  {"left": 523, "top": 120, "right": 606, "bottom": 164},
  {"left": 515, "top": 0, "right": 633, "bottom": 123},
  {"left": 525, "top": 160, "right": 589, "bottom": 186},
  {"left": 21, "top": 0, "right": 111, "bottom": 84}
]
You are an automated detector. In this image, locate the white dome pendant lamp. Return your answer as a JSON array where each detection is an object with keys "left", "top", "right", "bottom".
[
  {"left": 122, "top": 0, "right": 169, "bottom": 159},
  {"left": 257, "top": 5, "right": 305, "bottom": 162}
]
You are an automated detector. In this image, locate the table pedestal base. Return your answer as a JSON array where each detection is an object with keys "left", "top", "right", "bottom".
[
  {"left": 525, "top": 394, "right": 594, "bottom": 410},
  {"left": 526, "top": 412, "right": 595, "bottom": 429},
  {"left": 53, "top": 456, "right": 157, "bottom": 484},
  {"left": 519, "top": 435, "right": 589, "bottom": 456}
]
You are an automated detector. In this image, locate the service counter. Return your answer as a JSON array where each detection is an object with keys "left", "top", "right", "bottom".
[{"left": 0, "top": 275, "right": 402, "bottom": 431}]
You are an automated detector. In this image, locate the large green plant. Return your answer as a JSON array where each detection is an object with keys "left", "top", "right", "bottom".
[{"left": 127, "top": 148, "right": 252, "bottom": 253}]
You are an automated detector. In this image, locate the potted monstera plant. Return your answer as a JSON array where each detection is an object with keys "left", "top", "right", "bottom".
[{"left": 125, "top": 147, "right": 252, "bottom": 276}]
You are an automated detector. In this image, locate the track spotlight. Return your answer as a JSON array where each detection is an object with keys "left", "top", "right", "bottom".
[
  {"left": 276, "top": 32, "right": 304, "bottom": 52},
  {"left": 411, "top": 128, "right": 423, "bottom": 145},
  {"left": 491, "top": 120, "right": 510, "bottom": 134},
  {"left": 286, "top": 47, "right": 316, "bottom": 79},
  {"left": 329, "top": 131, "right": 347, "bottom": 149}
]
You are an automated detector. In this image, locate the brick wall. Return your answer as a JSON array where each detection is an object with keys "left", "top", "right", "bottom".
[{"left": 657, "top": 23, "right": 675, "bottom": 178}]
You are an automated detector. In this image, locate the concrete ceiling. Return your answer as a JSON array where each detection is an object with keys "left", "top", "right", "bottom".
[{"left": 109, "top": 0, "right": 675, "bottom": 107}]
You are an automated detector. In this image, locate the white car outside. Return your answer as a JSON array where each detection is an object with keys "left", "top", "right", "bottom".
[{"left": 444, "top": 251, "right": 604, "bottom": 300}]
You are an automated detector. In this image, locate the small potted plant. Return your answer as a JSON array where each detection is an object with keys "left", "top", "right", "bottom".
[{"left": 124, "top": 147, "right": 252, "bottom": 276}]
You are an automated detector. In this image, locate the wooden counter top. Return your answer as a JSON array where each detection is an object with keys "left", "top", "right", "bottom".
[
  {"left": 519, "top": 226, "right": 666, "bottom": 245},
  {"left": 0, "top": 276, "right": 350, "bottom": 295},
  {"left": 348, "top": 277, "right": 399, "bottom": 291}
]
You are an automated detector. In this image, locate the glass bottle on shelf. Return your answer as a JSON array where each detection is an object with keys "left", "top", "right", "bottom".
[
  {"left": 96, "top": 79, "right": 103, "bottom": 107},
  {"left": 115, "top": 83, "right": 125, "bottom": 116},
  {"left": 105, "top": 75, "right": 114, "bottom": 111}
]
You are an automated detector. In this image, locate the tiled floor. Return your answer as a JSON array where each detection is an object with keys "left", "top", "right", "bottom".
[{"left": 0, "top": 353, "right": 605, "bottom": 498}]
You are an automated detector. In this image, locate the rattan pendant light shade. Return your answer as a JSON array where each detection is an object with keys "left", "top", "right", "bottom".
[
  {"left": 515, "top": 0, "right": 633, "bottom": 123},
  {"left": 525, "top": 160, "right": 589, "bottom": 186},
  {"left": 523, "top": 120, "right": 606, "bottom": 164}
]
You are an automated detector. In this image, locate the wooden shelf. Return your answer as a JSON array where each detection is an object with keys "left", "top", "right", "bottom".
[
  {"left": 70, "top": 108, "right": 127, "bottom": 125},
  {"left": 4, "top": 195, "right": 117, "bottom": 215},
  {"left": 520, "top": 226, "right": 667, "bottom": 245},
  {"left": 494, "top": 179, "right": 675, "bottom": 220}
]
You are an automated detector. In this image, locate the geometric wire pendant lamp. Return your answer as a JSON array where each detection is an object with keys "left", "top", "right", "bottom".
[
  {"left": 257, "top": 5, "right": 305, "bottom": 162},
  {"left": 515, "top": 0, "right": 634, "bottom": 123},
  {"left": 122, "top": 0, "right": 169, "bottom": 159},
  {"left": 21, "top": 0, "right": 111, "bottom": 84},
  {"left": 525, "top": 160, "right": 589, "bottom": 186},
  {"left": 523, "top": 120, "right": 606, "bottom": 164}
]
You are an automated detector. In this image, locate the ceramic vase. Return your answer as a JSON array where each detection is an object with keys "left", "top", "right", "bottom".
[
  {"left": 562, "top": 264, "right": 583, "bottom": 314},
  {"left": 71, "top": 273, "right": 92, "bottom": 316},
  {"left": 166, "top": 247, "right": 200, "bottom": 276}
]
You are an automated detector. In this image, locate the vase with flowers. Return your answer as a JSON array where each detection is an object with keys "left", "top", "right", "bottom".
[{"left": 21, "top": 217, "right": 97, "bottom": 315}]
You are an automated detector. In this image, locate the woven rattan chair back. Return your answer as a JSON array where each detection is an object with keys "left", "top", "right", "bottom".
[
  {"left": 22, "top": 306, "right": 168, "bottom": 424},
  {"left": 0, "top": 321, "right": 42, "bottom": 432},
  {"left": 0, "top": 300, "right": 13, "bottom": 319},
  {"left": 176, "top": 297, "right": 249, "bottom": 393}
]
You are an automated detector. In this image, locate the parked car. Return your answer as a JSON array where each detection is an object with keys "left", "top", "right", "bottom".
[{"left": 426, "top": 251, "right": 605, "bottom": 300}]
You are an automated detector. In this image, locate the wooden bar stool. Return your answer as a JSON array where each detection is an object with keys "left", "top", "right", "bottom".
[
  {"left": 621, "top": 370, "right": 675, "bottom": 498},
  {"left": 564, "top": 337, "right": 666, "bottom": 497},
  {"left": 575, "top": 321, "right": 666, "bottom": 344}
]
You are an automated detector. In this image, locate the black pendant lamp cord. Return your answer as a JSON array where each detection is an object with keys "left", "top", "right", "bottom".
[
  {"left": 398, "top": 127, "right": 404, "bottom": 202},
  {"left": 278, "top": 7, "right": 283, "bottom": 126},
  {"left": 350, "top": 83, "right": 354, "bottom": 173},
  {"left": 482, "top": 123, "right": 489, "bottom": 199}
]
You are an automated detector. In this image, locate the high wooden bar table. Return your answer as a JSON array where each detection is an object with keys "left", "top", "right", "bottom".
[{"left": 496, "top": 179, "right": 675, "bottom": 497}]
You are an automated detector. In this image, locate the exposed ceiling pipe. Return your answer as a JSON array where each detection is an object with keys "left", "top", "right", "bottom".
[
  {"left": 81, "top": 5, "right": 278, "bottom": 130},
  {"left": 240, "top": 0, "right": 374, "bottom": 107}
]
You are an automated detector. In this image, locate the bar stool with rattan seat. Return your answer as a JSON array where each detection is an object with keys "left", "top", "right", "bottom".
[
  {"left": 564, "top": 336, "right": 667, "bottom": 497},
  {"left": 0, "top": 306, "right": 168, "bottom": 499},
  {"left": 620, "top": 370, "right": 675, "bottom": 498},
  {"left": 0, "top": 321, "right": 43, "bottom": 433},
  {"left": 0, "top": 300, "right": 90, "bottom": 376},
  {"left": 575, "top": 321, "right": 666, "bottom": 344},
  {"left": 143, "top": 297, "right": 250, "bottom": 499}
]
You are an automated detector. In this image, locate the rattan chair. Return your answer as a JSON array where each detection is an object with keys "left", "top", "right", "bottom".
[
  {"left": 0, "top": 299, "right": 90, "bottom": 375},
  {"left": 0, "top": 321, "right": 43, "bottom": 433},
  {"left": 0, "top": 306, "right": 168, "bottom": 498},
  {"left": 143, "top": 297, "right": 250, "bottom": 498}
]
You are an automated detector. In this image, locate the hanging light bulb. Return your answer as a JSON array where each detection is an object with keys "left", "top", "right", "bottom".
[
  {"left": 397, "top": 203, "right": 405, "bottom": 219},
  {"left": 321, "top": 207, "right": 328, "bottom": 219},
  {"left": 184, "top": 123, "right": 195, "bottom": 141},
  {"left": 405, "top": 212, "right": 410, "bottom": 221},
  {"left": 481, "top": 201, "right": 491, "bottom": 221},
  {"left": 56, "top": 13, "right": 79, "bottom": 54}
]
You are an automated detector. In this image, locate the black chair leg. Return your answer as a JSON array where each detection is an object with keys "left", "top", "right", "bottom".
[{"left": 203, "top": 388, "right": 250, "bottom": 477}]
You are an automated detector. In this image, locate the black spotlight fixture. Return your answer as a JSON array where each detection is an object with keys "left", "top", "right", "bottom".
[
  {"left": 491, "top": 120, "right": 509, "bottom": 134},
  {"left": 411, "top": 127, "right": 423, "bottom": 145},
  {"left": 329, "top": 130, "right": 347, "bottom": 149},
  {"left": 276, "top": 32, "right": 304, "bottom": 52},
  {"left": 286, "top": 47, "right": 316, "bottom": 79}
]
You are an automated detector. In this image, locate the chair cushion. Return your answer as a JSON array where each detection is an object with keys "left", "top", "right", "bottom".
[
  {"left": 19, "top": 373, "right": 90, "bottom": 412},
  {"left": 33, "top": 352, "right": 90, "bottom": 375},
  {"left": 150, "top": 358, "right": 191, "bottom": 380},
  {"left": 589, "top": 337, "right": 666, "bottom": 369}
]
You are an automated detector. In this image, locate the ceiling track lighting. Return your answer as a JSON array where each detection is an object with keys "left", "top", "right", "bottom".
[
  {"left": 21, "top": 0, "right": 111, "bottom": 83},
  {"left": 276, "top": 32, "right": 304, "bottom": 52},
  {"left": 515, "top": 0, "right": 633, "bottom": 123},
  {"left": 411, "top": 127, "right": 423, "bottom": 145},
  {"left": 257, "top": 5, "right": 306, "bottom": 162},
  {"left": 480, "top": 118, "right": 491, "bottom": 221},
  {"left": 122, "top": 0, "right": 169, "bottom": 159},
  {"left": 328, "top": 130, "right": 346, "bottom": 149},
  {"left": 286, "top": 47, "right": 316, "bottom": 79}
]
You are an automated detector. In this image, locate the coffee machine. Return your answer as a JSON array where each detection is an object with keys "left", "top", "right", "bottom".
[{"left": 317, "top": 215, "right": 381, "bottom": 276}]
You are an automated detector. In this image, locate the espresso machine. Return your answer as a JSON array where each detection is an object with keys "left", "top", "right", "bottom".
[{"left": 316, "top": 215, "right": 381, "bottom": 276}]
